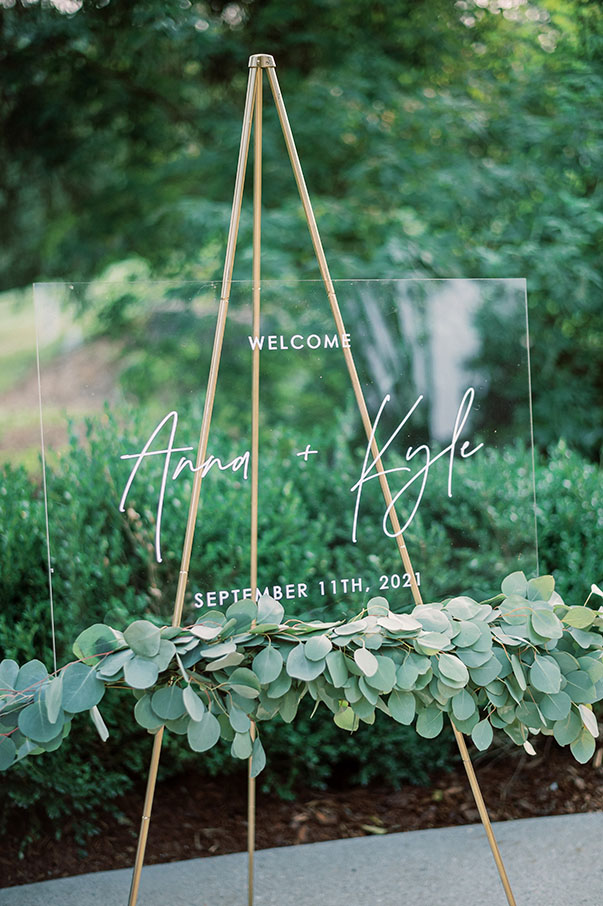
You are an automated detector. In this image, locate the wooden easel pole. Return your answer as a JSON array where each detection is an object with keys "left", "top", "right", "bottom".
[
  {"left": 127, "top": 59, "right": 259, "bottom": 906},
  {"left": 248, "top": 54, "right": 265, "bottom": 906}
]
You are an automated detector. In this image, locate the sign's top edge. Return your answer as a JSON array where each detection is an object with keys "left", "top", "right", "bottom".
[{"left": 33, "top": 277, "right": 527, "bottom": 288}]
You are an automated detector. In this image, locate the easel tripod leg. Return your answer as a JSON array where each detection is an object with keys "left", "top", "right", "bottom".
[
  {"left": 127, "top": 728, "right": 164, "bottom": 906},
  {"left": 126, "top": 62, "right": 258, "bottom": 906},
  {"left": 247, "top": 58, "right": 264, "bottom": 906},
  {"left": 452, "top": 723, "right": 517, "bottom": 906},
  {"left": 267, "top": 58, "right": 517, "bottom": 906}
]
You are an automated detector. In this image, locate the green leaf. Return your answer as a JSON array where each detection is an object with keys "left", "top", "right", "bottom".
[
  {"left": 354, "top": 647, "right": 378, "bottom": 677},
  {"left": 366, "top": 596, "right": 389, "bottom": 617},
  {"left": 451, "top": 689, "right": 476, "bottom": 721},
  {"left": 416, "top": 706, "right": 444, "bottom": 738},
  {"left": 438, "top": 653, "right": 469, "bottom": 685},
  {"left": 124, "top": 655, "right": 159, "bottom": 690},
  {"left": 152, "top": 686, "right": 185, "bottom": 720},
  {"left": 458, "top": 647, "right": 493, "bottom": 668},
  {"left": 471, "top": 718, "right": 494, "bottom": 751},
  {"left": 570, "top": 728, "right": 596, "bottom": 763},
  {"left": 198, "top": 640, "right": 237, "bottom": 661},
  {"left": 351, "top": 697, "right": 375, "bottom": 721},
  {"left": 205, "top": 652, "right": 245, "bottom": 671},
  {"left": 511, "top": 654, "right": 526, "bottom": 691},
  {"left": 452, "top": 621, "right": 481, "bottom": 648},
  {"left": 73, "top": 624, "right": 122, "bottom": 664},
  {"left": 578, "top": 656, "right": 603, "bottom": 685},
  {"left": 14, "top": 660, "right": 48, "bottom": 692},
  {"left": 326, "top": 650, "right": 348, "bottom": 688},
  {"left": 501, "top": 571, "right": 527, "bottom": 597},
  {"left": 187, "top": 711, "right": 221, "bottom": 752},
  {"left": 286, "top": 645, "right": 326, "bottom": 681},
  {"left": 0, "top": 737, "right": 17, "bottom": 771},
  {"left": 388, "top": 690, "right": 415, "bottom": 725},
  {"left": 164, "top": 714, "right": 189, "bottom": 735},
  {"left": 529, "top": 655, "right": 561, "bottom": 694},
  {"left": 515, "top": 701, "right": 545, "bottom": 729},
  {"left": 62, "top": 662, "right": 105, "bottom": 712},
  {"left": 156, "top": 639, "right": 176, "bottom": 671},
  {"left": 257, "top": 594, "right": 285, "bottom": 625},
  {"left": 89, "top": 705, "right": 109, "bottom": 742},
  {"left": 415, "top": 632, "right": 451, "bottom": 652},
  {"left": 97, "top": 649, "right": 134, "bottom": 678},
  {"left": 395, "top": 654, "right": 420, "bottom": 690},
  {"left": 266, "top": 670, "right": 292, "bottom": 699},
  {"left": 134, "top": 695, "right": 163, "bottom": 731},
  {"left": 472, "top": 622, "right": 493, "bottom": 652},
  {"left": 0, "top": 659, "right": 19, "bottom": 689},
  {"left": 568, "top": 627, "right": 602, "bottom": 650},
  {"left": 251, "top": 623, "right": 280, "bottom": 634},
  {"left": 563, "top": 607, "right": 596, "bottom": 629},
  {"left": 551, "top": 651, "right": 580, "bottom": 673},
  {"left": 499, "top": 595, "right": 531, "bottom": 625},
  {"left": 252, "top": 646, "right": 283, "bottom": 684},
  {"left": 227, "top": 667, "right": 261, "bottom": 698},
  {"left": 553, "top": 710, "right": 582, "bottom": 746},
  {"left": 305, "top": 635, "right": 333, "bottom": 662},
  {"left": 334, "top": 705, "right": 358, "bottom": 731},
  {"left": 229, "top": 705, "right": 251, "bottom": 734},
  {"left": 279, "top": 688, "right": 301, "bottom": 723},
  {"left": 578, "top": 704, "right": 599, "bottom": 738},
  {"left": 364, "top": 656, "right": 397, "bottom": 693},
  {"left": 378, "top": 613, "right": 421, "bottom": 633},
  {"left": 189, "top": 622, "right": 223, "bottom": 641},
  {"left": 14, "top": 737, "right": 41, "bottom": 763},
  {"left": 414, "top": 607, "right": 451, "bottom": 633},
  {"left": 123, "top": 620, "right": 161, "bottom": 658},
  {"left": 250, "top": 736, "right": 266, "bottom": 778},
  {"left": 531, "top": 608, "right": 563, "bottom": 640},
  {"left": 18, "top": 695, "right": 64, "bottom": 743},
  {"left": 183, "top": 685, "right": 206, "bottom": 721},
  {"left": 45, "top": 675, "right": 63, "bottom": 724},
  {"left": 527, "top": 576, "right": 554, "bottom": 602},
  {"left": 539, "top": 691, "right": 572, "bottom": 722},
  {"left": 469, "top": 657, "right": 502, "bottom": 686},
  {"left": 451, "top": 711, "right": 480, "bottom": 734},
  {"left": 445, "top": 597, "right": 483, "bottom": 621},
  {"left": 225, "top": 600, "right": 257, "bottom": 631},
  {"left": 358, "top": 676, "right": 378, "bottom": 705},
  {"left": 231, "top": 730, "right": 253, "bottom": 759}
]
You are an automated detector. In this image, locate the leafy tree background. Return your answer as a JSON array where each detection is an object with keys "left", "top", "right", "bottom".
[{"left": 1, "top": 0, "right": 601, "bottom": 455}]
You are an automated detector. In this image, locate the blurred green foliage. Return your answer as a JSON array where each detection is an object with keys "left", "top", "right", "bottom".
[
  {"left": 0, "top": 0, "right": 601, "bottom": 455},
  {"left": 0, "top": 409, "right": 600, "bottom": 840}
]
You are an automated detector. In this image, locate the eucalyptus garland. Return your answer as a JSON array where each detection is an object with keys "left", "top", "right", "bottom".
[{"left": 1, "top": 571, "right": 602, "bottom": 775}]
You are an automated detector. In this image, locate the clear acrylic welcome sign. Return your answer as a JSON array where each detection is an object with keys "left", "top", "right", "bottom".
[{"left": 33, "top": 277, "right": 537, "bottom": 633}]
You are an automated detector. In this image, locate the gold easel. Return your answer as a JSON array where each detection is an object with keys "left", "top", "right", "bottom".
[{"left": 127, "top": 53, "right": 517, "bottom": 906}]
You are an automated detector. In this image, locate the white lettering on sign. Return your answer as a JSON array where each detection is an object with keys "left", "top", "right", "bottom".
[
  {"left": 350, "top": 387, "right": 484, "bottom": 543},
  {"left": 118, "top": 410, "right": 249, "bottom": 563},
  {"left": 194, "top": 583, "right": 309, "bottom": 608},
  {"left": 118, "top": 387, "right": 484, "bottom": 564},
  {"left": 247, "top": 333, "right": 351, "bottom": 351}
]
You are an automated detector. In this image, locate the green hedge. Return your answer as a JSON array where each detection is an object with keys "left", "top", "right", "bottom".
[{"left": 0, "top": 411, "right": 600, "bottom": 844}]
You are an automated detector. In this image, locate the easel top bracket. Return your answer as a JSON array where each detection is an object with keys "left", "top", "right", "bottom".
[{"left": 249, "top": 53, "right": 276, "bottom": 69}]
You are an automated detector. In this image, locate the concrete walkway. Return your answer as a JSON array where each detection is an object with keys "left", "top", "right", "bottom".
[{"left": 1, "top": 813, "right": 601, "bottom": 906}]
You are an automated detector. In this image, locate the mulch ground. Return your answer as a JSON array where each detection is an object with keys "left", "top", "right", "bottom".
[{"left": 2, "top": 741, "right": 603, "bottom": 888}]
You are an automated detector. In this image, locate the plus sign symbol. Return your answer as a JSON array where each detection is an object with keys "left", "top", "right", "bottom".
[{"left": 295, "top": 445, "right": 318, "bottom": 462}]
